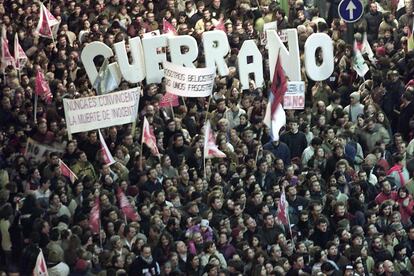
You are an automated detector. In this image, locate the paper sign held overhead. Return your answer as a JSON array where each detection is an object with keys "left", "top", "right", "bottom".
[
  {"left": 283, "top": 81, "right": 305, "bottom": 110},
  {"left": 163, "top": 61, "right": 216, "bottom": 97},
  {"left": 63, "top": 88, "right": 140, "bottom": 135}
]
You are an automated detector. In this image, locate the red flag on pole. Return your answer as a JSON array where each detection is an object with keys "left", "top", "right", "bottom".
[
  {"left": 14, "top": 33, "right": 28, "bottom": 70},
  {"left": 142, "top": 117, "right": 160, "bottom": 156},
  {"left": 270, "top": 54, "right": 288, "bottom": 116},
  {"left": 35, "top": 70, "right": 53, "bottom": 103},
  {"left": 159, "top": 92, "right": 179, "bottom": 107},
  {"left": 1, "top": 26, "right": 15, "bottom": 69},
  {"left": 98, "top": 130, "right": 116, "bottom": 165},
  {"left": 36, "top": 3, "right": 59, "bottom": 38},
  {"left": 33, "top": 249, "right": 49, "bottom": 276},
  {"left": 163, "top": 18, "right": 177, "bottom": 36},
  {"left": 263, "top": 53, "right": 287, "bottom": 141},
  {"left": 89, "top": 197, "right": 101, "bottom": 234},
  {"left": 59, "top": 159, "right": 77, "bottom": 183},
  {"left": 204, "top": 121, "right": 226, "bottom": 158},
  {"left": 117, "top": 187, "right": 140, "bottom": 221},
  {"left": 276, "top": 188, "right": 289, "bottom": 225}
]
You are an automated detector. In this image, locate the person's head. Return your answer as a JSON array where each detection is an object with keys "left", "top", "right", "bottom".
[
  {"left": 204, "top": 241, "right": 216, "bottom": 254},
  {"left": 366, "top": 117, "right": 376, "bottom": 131},
  {"left": 380, "top": 180, "right": 392, "bottom": 194},
  {"left": 383, "top": 260, "right": 394, "bottom": 274},
  {"left": 257, "top": 159, "right": 268, "bottom": 173},
  {"left": 316, "top": 217, "right": 329, "bottom": 232},
  {"left": 287, "top": 185, "right": 297, "bottom": 198},
  {"left": 369, "top": 2, "right": 378, "bottom": 13},
  {"left": 310, "top": 201, "right": 322, "bottom": 217},
  {"left": 289, "top": 119, "right": 299, "bottom": 133},
  {"left": 173, "top": 133, "right": 184, "bottom": 147},
  {"left": 263, "top": 212, "right": 275, "bottom": 228},
  {"left": 372, "top": 235, "right": 383, "bottom": 250},
  {"left": 210, "top": 195, "right": 223, "bottom": 210},
  {"left": 350, "top": 92, "right": 360, "bottom": 104},
  {"left": 290, "top": 253, "right": 304, "bottom": 270},
  {"left": 334, "top": 202, "right": 346, "bottom": 217},
  {"left": 326, "top": 242, "right": 338, "bottom": 257},
  {"left": 245, "top": 216, "right": 257, "bottom": 230}
]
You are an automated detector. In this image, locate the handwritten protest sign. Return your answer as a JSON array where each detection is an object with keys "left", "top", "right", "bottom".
[
  {"left": 284, "top": 81, "right": 305, "bottom": 110},
  {"left": 63, "top": 88, "right": 140, "bottom": 135},
  {"left": 163, "top": 61, "right": 216, "bottom": 97},
  {"left": 25, "top": 138, "right": 65, "bottom": 162}
]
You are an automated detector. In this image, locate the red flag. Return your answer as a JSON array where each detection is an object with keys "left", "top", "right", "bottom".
[
  {"left": 263, "top": 53, "right": 287, "bottom": 141},
  {"left": 142, "top": 117, "right": 160, "bottom": 156},
  {"left": 215, "top": 19, "right": 226, "bottom": 32},
  {"left": 204, "top": 121, "right": 226, "bottom": 158},
  {"left": 270, "top": 54, "right": 287, "bottom": 116},
  {"left": 59, "top": 159, "right": 77, "bottom": 183},
  {"left": 14, "top": 33, "right": 27, "bottom": 70},
  {"left": 159, "top": 92, "right": 179, "bottom": 107},
  {"left": 163, "top": 18, "right": 177, "bottom": 36},
  {"left": 36, "top": 3, "right": 59, "bottom": 38},
  {"left": 117, "top": 187, "right": 140, "bottom": 221},
  {"left": 35, "top": 70, "right": 53, "bottom": 103},
  {"left": 276, "top": 188, "right": 289, "bottom": 225},
  {"left": 33, "top": 249, "right": 49, "bottom": 276},
  {"left": 89, "top": 197, "right": 100, "bottom": 234},
  {"left": 1, "top": 26, "right": 15, "bottom": 69},
  {"left": 98, "top": 130, "right": 116, "bottom": 165}
]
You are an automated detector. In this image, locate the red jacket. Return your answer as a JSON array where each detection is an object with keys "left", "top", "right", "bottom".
[
  {"left": 396, "top": 195, "right": 414, "bottom": 225},
  {"left": 375, "top": 191, "right": 398, "bottom": 205}
]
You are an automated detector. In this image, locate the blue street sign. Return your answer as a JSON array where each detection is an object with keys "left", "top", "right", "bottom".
[{"left": 338, "top": 0, "right": 364, "bottom": 23}]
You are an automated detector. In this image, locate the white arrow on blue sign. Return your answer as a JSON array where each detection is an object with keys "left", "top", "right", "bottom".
[{"left": 338, "top": 0, "right": 364, "bottom": 23}]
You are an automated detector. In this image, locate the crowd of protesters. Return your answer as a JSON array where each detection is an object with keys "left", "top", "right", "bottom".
[{"left": 0, "top": 0, "right": 414, "bottom": 275}]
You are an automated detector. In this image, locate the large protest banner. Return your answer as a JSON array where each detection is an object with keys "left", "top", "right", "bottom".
[
  {"left": 283, "top": 81, "right": 305, "bottom": 110},
  {"left": 63, "top": 88, "right": 140, "bottom": 135},
  {"left": 25, "top": 138, "right": 65, "bottom": 162},
  {"left": 163, "top": 61, "right": 216, "bottom": 97}
]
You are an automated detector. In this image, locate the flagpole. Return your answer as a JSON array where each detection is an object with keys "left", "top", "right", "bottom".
[
  {"left": 131, "top": 86, "right": 140, "bottom": 138},
  {"left": 3, "top": 68, "right": 6, "bottom": 86},
  {"left": 203, "top": 95, "right": 212, "bottom": 180},
  {"left": 255, "top": 131, "right": 263, "bottom": 164},
  {"left": 139, "top": 118, "right": 144, "bottom": 171},
  {"left": 17, "top": 69, "right": 21, "bottom": 82},
  {"left": 34, "top": 94, "right": 38, "bottom": 124},
  {"left": 205, "top": 95, "right": 212, "bottom": 120},
  {"left": 203, "top": 155, "right": 207, "bottom": 180},
  {"left": 99, "top": 218, "right": 103, "bottom": 249},
  {"left": 181, "top": 96, "right": 187, "bottom": 109},
  {"left": 283, "top": 185, "right": 294, "bottom": 246},
  {"left": 170, "top": 102, "right": 175, "bottom": 118}
]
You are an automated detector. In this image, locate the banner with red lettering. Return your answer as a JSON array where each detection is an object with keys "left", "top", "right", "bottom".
[
  {"left": 283, "top": 81, "right": 305, "bottom": 110},
  {"left": 163, "top": 61, "right": 215, "bottom": 97},
  {"left": 63, "top": 88, "right": 140, "bottom": 135}
]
